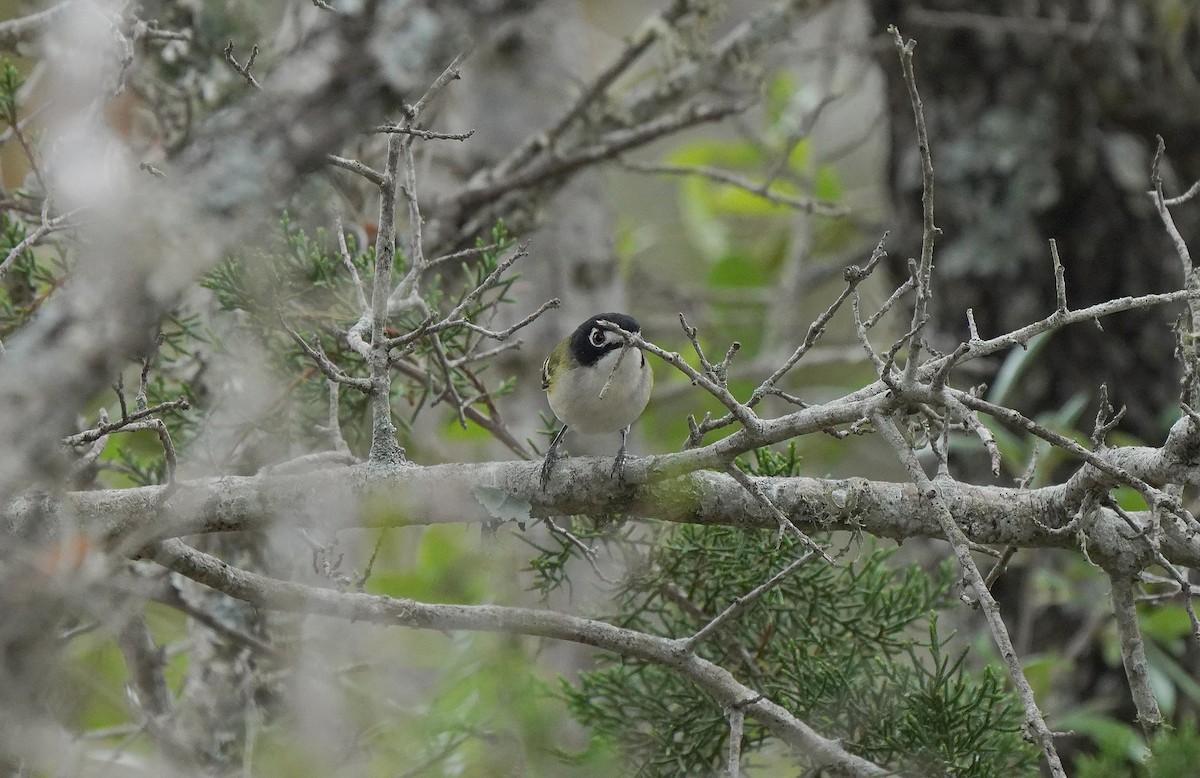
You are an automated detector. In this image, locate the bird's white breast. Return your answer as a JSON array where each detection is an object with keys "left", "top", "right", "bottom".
[{"left": 548, "top": 347, "right": 652, "bottom": 434}]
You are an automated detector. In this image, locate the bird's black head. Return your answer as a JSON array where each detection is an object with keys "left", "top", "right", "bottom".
[{"left": 568, "top": 312, "right": 641, "bottom": 367}]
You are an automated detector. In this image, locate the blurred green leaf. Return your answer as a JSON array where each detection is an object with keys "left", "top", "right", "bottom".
[{"left": 1057, "top": 710, "right": 1148, "bottom": 762}]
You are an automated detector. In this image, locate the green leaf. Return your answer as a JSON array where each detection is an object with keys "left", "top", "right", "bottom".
[
  {"left": 1057, "top": 711, "right": 1148, "bottom": 762},
  {"left": 708, "top": 253, "right": 767, "bottom": 289},
  {"left": 990, "top": 331, "right": 1054, "bottom": 406},
  {"left": 813, "top": 163, "right": 842, "bottom": 201},
  {"left": 664, "top": 138, "right": 764, "bottom": 169}
]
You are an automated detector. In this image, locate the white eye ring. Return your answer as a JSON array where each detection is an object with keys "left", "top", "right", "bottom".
[{"left": 589, "top": 328, "right": 606, "bottom": 348}]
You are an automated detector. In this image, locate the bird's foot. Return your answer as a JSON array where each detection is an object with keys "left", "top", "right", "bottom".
[
  {"left": 540, "top": 426, "right": 568, "bottom": 490},
  {"left": 540, "top": 450, "right": 559, "bottom": 490},
  {"left": 611, "top": 448, "right": 628, "bottom": 484}
]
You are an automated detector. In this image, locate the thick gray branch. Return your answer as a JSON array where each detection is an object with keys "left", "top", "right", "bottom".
[{"left": 8, "top": 460, "right": 1196, "bottom": 574}]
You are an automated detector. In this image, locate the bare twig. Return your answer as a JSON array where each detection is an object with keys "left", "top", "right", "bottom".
[
  {"left": 64, "top": 398, "right": 190, "bottom": 446},
  {"left": 1049, "top": 239, "right": 1067, "bottom": 314},
  {"left": 326, "top": 154, "right": 386, "bottom": 187},
  {"left": 282, "top": 322, "right": 373, "bottom": 392},
  {"left": 683, "top": 550, "right": 816, "bottom": 653},
  {"left": 1164, "top": 178, "right": 1200, "bottom": 207},
  {"left": 889, "top": 27, "right": 938, "bottom": 387},
  {"left": 1109, "top": 576, "right": 1164, "bottom": 734},
  {"left": 334, "top": 211, "right": 368, "bottom": 311},
  {"left": 148, "top": 538, "right": 890, "bottom": 777},
  {"left": 375, "top": 126, "right": 474, "bottom": 142},
  {"left": 873, "top": 412, "right": 1066, "bottom": 777},
  {"left": 725, "top": 465, "right": 831, "bottom": 562},
  {"left": 750, "top": 237, "right": 888, "bottom": 407},
  {"left": 727, "top": 706, "right": 745, "bottom": 778},
  {"left": 598, "top": 320, "right": 762, "bottom": 434},
  {"left": 493, "top": 0, "right": 693, "bottom": 177},
  {"left": 621, "top": 159, "right": 847, "bottom": 217},
  {"left": 448, "top": 101, "right": 745, "bottom": 215},
  {"left": 0, "top": 206, "right": 83, "bottom": 280},
  {"left": 223, "top": 42, "right": 262, "bottom": 90}
]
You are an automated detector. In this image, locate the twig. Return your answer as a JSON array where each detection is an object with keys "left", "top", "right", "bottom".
[
  {"left": 223, "top": 42, "right": 262, "bottom": 90},
  {"left": 0, "top": 206, "right": 83, "bottom": 280},
  {"left": 620, "top": 159, "right": 847, "bottom": 217},
  {"left": 334, "top": 211, "right": 368, "bottom": 311},
  {"left": 492, "top": 0, "right": 693, "bottom": 177},
  {"left": 873, "top": 412, "right": 1066, "bottom": 777},
  {"left": 725, "top": 465, "right": 831, "bottom": 562},
  {"left": 1164, "top": 177, "right": 1200, "bottom": 206},
  {"left": 683, "top": 551, "right": 816, "bottom": 653},
  {"left": 727, "top": 706, "right": 745, "bottom": 778},
  {"left": 597, "top": 342, "right": 632, "bottom": 400},
  {"left": 598, "top": 320, "right": 762, "bottom": 434},
  {"left": 679, "top": 312, "right": 741, "bottom": 386},
  {"left": 1049, "top": 239, "right": 1067, "bottom": 314},
  {"left": 749, "top": 236, "right": 888, "bottom": 407},
  {"left": 374, "top": 126, "right": 474, "bottom": 142},
  {"left": 1109, "top": 576, "right": 1164, "bottom": 734},
  {"left": 448, "top": 101, "right": 745, "bottom": 215},
  {"left": 148, "top": 538, "right": 891, "bottom": 777},
  {"left": 63, "top": 398, "right": 190, "bottom": 446},
  {"left": 889, "top": 27, "right": 938, "bottom": 387},
  {"left": 1150, "top": 136, "right": 1200, "bottom": 407},
  {"left": 417, "top": 297, "right": 560, "bottom": 343},
  {"left": 326, "top": 154, "right": 385, "bottom": 187},
  {"left": 281, "top": 321, "right": 372, "bottom": 392}
]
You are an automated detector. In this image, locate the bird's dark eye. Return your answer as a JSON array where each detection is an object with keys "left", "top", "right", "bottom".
[{"left": 589, "top": 328, "right": 606, "bottom": 348}]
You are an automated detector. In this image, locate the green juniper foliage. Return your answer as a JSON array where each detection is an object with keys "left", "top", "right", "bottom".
[
  {"left": 561, "top": 445, "right": 1038, "bottom": 777},
  {"left": 202, "top": 214, "right": 518, "bottom": 456}
]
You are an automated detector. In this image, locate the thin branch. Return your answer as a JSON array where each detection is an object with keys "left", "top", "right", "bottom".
[
  {"left": 621, "top": 159, "right": 846, "bottom": 217},
  {"left": 1164, "top": 177, "right": 1200, "bottom": 206},
  {"left": 1109, "top": 576, "right": 1164, "bottom": 734},
  {"left": 749, "top": 237, "right": 888, "bottom": 407},
  {"left": 0, "top": 207, "right": 83, "bottom": 279},
  {"left": 64, "top": 398, "right": 190, "bottom": 446},
  {"left": 405, "top": 51, "right": 468, "bottom": 121},
  {"left": 683, "top": 550, "right": 816, "bottom": 653},
  {"left": 492, "top": 0, "right": 693, "bottom": 177},
  {"left": 282, "top": 322, "right": 373, "bottom": 393},
  {"left": 873, "top": 412, "right": 1066, "bottom": 777},
  {"left": 889, "top": 27, "right": 938, "bottom": 386},
  {"left": 439, "top": 243, "right": 530, "bottom": 326},
  {"left": 147, "top": 538, "right": 891, "bottom": 778},
  {"left": 727, "top": 706, "right": 745, "bottom": 778},
  {"left": 223, "top": 42, "right": 262, "bottom": 90},
  {"left": 448, "top": 101, "right": 745, "bottom": 215},
  {"left": 375, "top": 126, "right": 474, "bottom": 142},
  {"left": 334, "top": 211, "right": 368, "bottom": 311},
  {"left": 326, "top": 154, "right": 386, "bottom": 187},
  {"left": 599, "top": 320, "right": 763, "bottom": 434},
  {"left": 1049, "top": 239, "right": 1067, "bottom": 314},
  {"left": 725, "top": 465, "right": 831, "bottom": 562}
]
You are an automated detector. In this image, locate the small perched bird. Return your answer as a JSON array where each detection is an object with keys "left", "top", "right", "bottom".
[{"left": 540, "top": 312, "right": 653, "bottom": 488}]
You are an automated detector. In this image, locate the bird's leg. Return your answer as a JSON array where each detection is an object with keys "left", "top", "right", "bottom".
[
  {"left": 540, "top": 425, "right": 569, "bottom": 489},
  {"left": 611, "top": 425, "right": 631, "bottom": 483}
]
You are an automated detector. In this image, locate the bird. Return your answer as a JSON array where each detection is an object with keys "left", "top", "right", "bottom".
[{"left": 540, "top": 312, "right": 653, "bottom": 488}]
